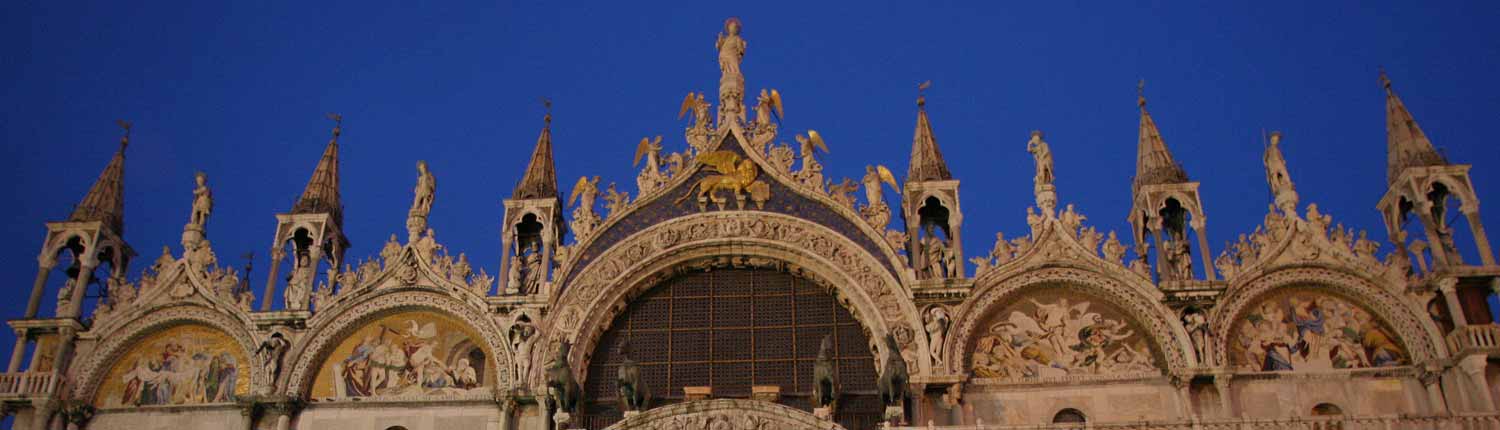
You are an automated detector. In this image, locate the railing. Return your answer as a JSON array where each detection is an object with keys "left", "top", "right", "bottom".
[
  {"left": 889, "top": 413, "right": 1500, "bottom": 430},
  {"left": 1448, "top": 324, "right": 1500, "bottom": 355},
  {"left": 0, "top": 372, "right": 57, "bottom": 398}
]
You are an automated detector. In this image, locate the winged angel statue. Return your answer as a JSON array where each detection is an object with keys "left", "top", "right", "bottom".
[{"left": 675, "top": 150, "right": 770, "bottom": 210}]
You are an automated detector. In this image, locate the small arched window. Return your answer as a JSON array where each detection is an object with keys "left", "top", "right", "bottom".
[
  {"left": 1311, "top": 403, "right": 1343, "bottom": 416},
  {"left": 385, "top": 426, "right": 409, "bottom": 430},
  {"left": 1052, "top": 408, "right": 1086, "bottom": 423}
]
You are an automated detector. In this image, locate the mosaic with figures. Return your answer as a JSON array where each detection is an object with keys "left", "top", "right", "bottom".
[
  {"left": 312, "top": 311, "right": 489, "bottom": 399},
  {"left": 971, "top": 291, "right": 1158, "bottom": 380},
  {"left": 95, "top": 324, "right": 249, "bottom": 407},
  {"left": 1230, "top": 289, "right": 1405, "bottom": 372}
]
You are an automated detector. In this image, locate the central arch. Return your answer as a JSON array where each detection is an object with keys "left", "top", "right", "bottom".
[
  {"left": 543, "top": 212, "right": 926, "bottom": 386},
  {"left": 580, "top": 266, "right": 882, "bottom": 429}
]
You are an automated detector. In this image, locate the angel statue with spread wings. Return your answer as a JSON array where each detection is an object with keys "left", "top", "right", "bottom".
[
  {"left": 678, "top": 92, "right": 712, "bottom": 130},
  {"left": 675, "top": 150, "right": 770, "bottom": 210},
  {"left": 754, "top": 89, "right": 783, "bottom": 126}
]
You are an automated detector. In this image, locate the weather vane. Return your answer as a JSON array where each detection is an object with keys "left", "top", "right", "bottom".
[
  {"left": 1137, "top": 79, "right": 1147, "bottom": 107},
  {"left": 326, "top": 112, "right": 343, "bottom": 137},
  {"left": 917, "top": 80, "right": 932, "bottom": 107},
  {"left": 541, "top": 97, "right": 553, "bottom": 125},
  {"left": 116, "top": 119, "right": 132, "bottom": 149}
]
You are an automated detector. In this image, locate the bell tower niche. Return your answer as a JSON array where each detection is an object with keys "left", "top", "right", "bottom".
[
  {"left": 1127, "top": 83, "right": 1214, "bottom": 283},
  {"left": 501, "top": 106, "right": 565, "bottom": 299},
  {"left": 9, "top": 121, "right": 135, "bottom": 396},
  {"left": 261, "top": 114, "right": 349, "bottom": 313},
  {"left": 1374, "top": 72, "right": 1497, "bottom": 330},
  {"left": 903, "top": 89, "right": 964, "bottom": 282}
]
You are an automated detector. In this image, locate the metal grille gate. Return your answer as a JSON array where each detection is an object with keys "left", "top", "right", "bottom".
[{"left": 580, "top": 268, "right": 883, "bottom": 429}]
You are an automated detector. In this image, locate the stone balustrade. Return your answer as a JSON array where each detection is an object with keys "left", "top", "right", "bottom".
[
  {"left": 0, "top": 372, "right": 57, "bottom": 398},
  {"left": 1447, "top": 324, "right": 1500, "bottom": 356},
  {"left": 890, "top": 413, "right": 1500, "bottom": 430}
]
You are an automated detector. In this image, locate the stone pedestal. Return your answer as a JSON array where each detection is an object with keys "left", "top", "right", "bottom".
[
  {"left": 181, "top": 224, "right": 205, "bottom": 249},
  {"left": 751, "top": 385, "right": 781, "bottom": 403},
  {"left": 813, "top": 406, "right": 835, "bottom": 421},
  {"left": 684, "top": 386, "right": 712, "bottom": 402},
  {"left": 1034, "top": 184, "right": 1057, "bottom": 216},
  {"left": 883, "top": 405, "right": 904, "bottom": 426}
]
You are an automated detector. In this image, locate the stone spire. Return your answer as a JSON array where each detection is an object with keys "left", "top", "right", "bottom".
[
  {"left": 1382, "top": 71, "right": 1446, "bottom": 184},
  {"left": 70, "top": 121, "right": 130, "bottom": 235},
  {"left": 907, "top": 90, "right": 952, "bottom": 182},
  {"left": 291, "top": 114, "right": 344, "bottom": 225},
  {"left": 512, "top": 106, "right": 559, "bottom": 200},
  {"left": 1133, "top": 82, "right": 1190, "bottom": 193}
]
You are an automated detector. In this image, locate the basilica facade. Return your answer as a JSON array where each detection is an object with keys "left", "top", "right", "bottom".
[{"left": 4, "top": 18, "right": 1500, "bottom": 430}]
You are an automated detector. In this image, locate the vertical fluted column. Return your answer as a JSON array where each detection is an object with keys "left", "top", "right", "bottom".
[
  {"left": 1416, "top": 201, "right": 1453, "bottom": 268},
  {"left": 1193, "top": 221, "right": 1214, "bottom": 280},
  {"left": 1152, "top": 229, "right": 1166, "bottom": 280},
  {"left": 1214, "top": 374, "right": 1234, "bottom": 418},
  {"left": 63, "top": 261, "right": 96, "bottom": 319},
  {"left": 7, "top": 330, "right": 28, "bottom": 373},
  {"left": 1439, "top": 278, "right": 1468, "bottom": 329},
  {"left": 1463, "top": 207, "right": 1496, "bottom": 266},
  {"left": 261, "top": 247, "right": 284, "bottom": 311},
  {"left": 1459, "top": 354, "right": 1496, "bottom": 411},
  {"left": 24, "top": 261, "right": 54, "bottom": 318}
]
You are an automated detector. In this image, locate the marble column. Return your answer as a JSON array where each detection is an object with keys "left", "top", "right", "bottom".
[
  {"left": 1459, "top": 354, "right": 1496, "bottom": 412},
  {"left": 8, "top": 330, "right": 28, "bottom": 373},
  {"left": 24, "top": 261, "right": 54, "bottom": 319},
  {"left": 1439, "top": 278, "right": 1468, "bottom": 329},
  {"left": 1463, "top": 207, "right": 1495, "bottom": 266}
]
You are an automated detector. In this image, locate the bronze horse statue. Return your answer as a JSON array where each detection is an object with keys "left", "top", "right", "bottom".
[
  {"left": 812, "top": 334, "right": 839, "bottom": 408},
  {"left": 617, "top": 341, "right": 648, "bottom": 412},
  {"left": 876, "top": 333, "right": 908, "bottom": 407},
  {"left": 545, "top": 341, "right": 581, "bottom": 415}
]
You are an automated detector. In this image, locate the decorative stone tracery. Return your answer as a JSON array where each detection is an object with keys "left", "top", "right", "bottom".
[{"left": 602, "top": 398, "right": 845, "bottom": 430}]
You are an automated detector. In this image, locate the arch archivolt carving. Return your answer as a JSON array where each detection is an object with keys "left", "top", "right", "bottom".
[
  {"left": 72, "top": 303, "right": 260, "bottom": 403},
  {"left": 281, "top": 288, "right": 513, "bottom": 396},
  {"left": 948, "top": 265, "right": 1195, "bottom": 375},
  {"left": 602, "top": 398, "right": 845, "bottom": 430},
  {"left": 544, "top": 211, "right": 925, "bottom": 385},
  {"left": 1211, "top": 265, "right": 1447, "bottom": 367}
]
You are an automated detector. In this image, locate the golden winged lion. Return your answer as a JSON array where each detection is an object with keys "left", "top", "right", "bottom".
[{"left": 675, "top": 150, "right": 770, "bottom": 209}]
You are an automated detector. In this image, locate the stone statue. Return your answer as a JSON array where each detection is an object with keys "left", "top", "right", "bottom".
[
  {"left": 991, "top": 232, "right": 1014, "bottom": 264},
  {"left": 812, "top": 334, "right": 838, "bottom": 408},
  {"left": 794, "top": 132, "right": 828, "bottom": 188},
  {"left": 506, "top": 252, "right": 523, "bottom": 295},
  {"left": 509, "top": 318, "right": 536, "bottom": 381},
  {"left": 520, "top": 245, "right": 543, "bottom": 295},
  {"left": 604, "top": 182, "right": 630, "bottom": 217},
  {"left": 1026, "top": 207, "right": 1044, "bottom": 237},
  {"left": 545, "top": 341, "right": 582, "bottom": 417},
  {"left": 1027, "top": 131, "right": 1054, "bottom": 187},
  {"left": 256, "top": 332, "right": 291, "bottom": 385},
  {"left": 1102, "top": 231, "right": 1125, "bottom": 265},
  {"left": 923, "top": 234, "right": 946, "bottom": 280},
  {"left": 754, "top": 88, "right": 782, "bottom": 126},
  {"left": 1181, "top": 309, "right": 1211, "bottom": 365},
  {"left": 410, "top": 160, "right": 436, "bottom": 218},
  {"left": 716, "top": 17, "right": 746, "bottom": 120},
  {"left": 1060, "top": 204, "right": 1085, "bottom": 235},
  {"left": 285, "top": 268, "right": 311, "bottom": 311},
  {"left": 1264, "top": 132, "right": 1294, "bottom": 197},
  {"left": 924, "top": 307, "right": 950, "bottom": 367},
  {"left": 379, "top": 234, "right": 402, "bottom": 268},
  {"left": 862, "top": 165, "right": 897, "bottom": 208},
  {"left": 616, "top": 341, "right": 647, "bottom": 412},
  {"left": 190, "top": 172, "right": 213, "bottom": 228},
  {"left": 875, "top": 333, "right": 909, "bottom": 407}
]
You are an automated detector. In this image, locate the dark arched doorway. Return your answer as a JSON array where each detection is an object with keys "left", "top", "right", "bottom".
[
  {"left": 1052, "top": 408, "right": 1086, "bottom": 423},
  {"left": 581, "top": 267, "right": 882, "bottom": 429}
]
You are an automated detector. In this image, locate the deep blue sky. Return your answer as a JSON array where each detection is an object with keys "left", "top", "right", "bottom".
[{"left": 3, "top": 2, "right": 1499, "bottom": 359}]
